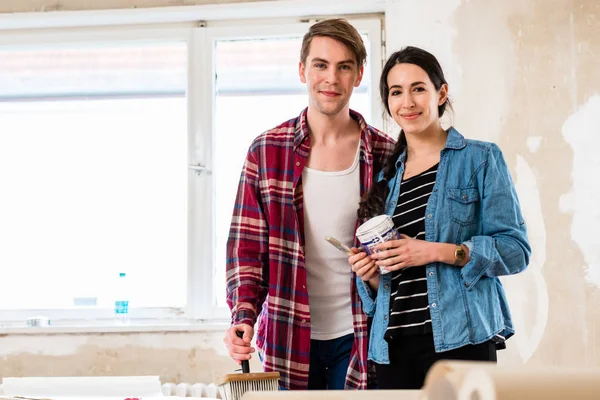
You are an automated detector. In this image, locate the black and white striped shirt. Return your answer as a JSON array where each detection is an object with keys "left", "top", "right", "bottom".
[
  {"left": 384, "top": 163, "right": 438, "bottom": 340},
  {"left": 383, "top": 163, "right": 506, "bottom": 349}
]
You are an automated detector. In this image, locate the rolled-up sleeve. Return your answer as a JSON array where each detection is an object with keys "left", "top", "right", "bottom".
[
  {"left": 460, "top": 144, "right": 531, "bottom": 290},
  {"left": 356, "top": 276, "right": 377, "bottom": 317}
]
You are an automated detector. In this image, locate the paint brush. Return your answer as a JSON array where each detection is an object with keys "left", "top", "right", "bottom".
[{"left": 216, "top": 331, "right": 280, "bottom": 400}]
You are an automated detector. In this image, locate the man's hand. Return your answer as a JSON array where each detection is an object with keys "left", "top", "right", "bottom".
[{"left": 224, "top": 323, "right": 255, "bottom": 364}]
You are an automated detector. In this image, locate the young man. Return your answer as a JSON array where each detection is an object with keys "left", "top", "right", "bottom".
[{"left": 224, "top": 18, "right": 395, "bottom": 390}]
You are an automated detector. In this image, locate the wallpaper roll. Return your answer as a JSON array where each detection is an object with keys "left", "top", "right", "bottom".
[
  {"left": 241, "top": 390, "right": 422, "bottom": 400},
  {"left": 423, "top": 365, "right": 495, "bottom": 400},
  {"left": 422, "top": 360, "right": 600, "bottom": 400}
]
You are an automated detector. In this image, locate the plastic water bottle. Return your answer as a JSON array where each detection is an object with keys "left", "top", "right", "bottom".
[{"left": 114, "top": 272, "right": 130, "bottom": 324}]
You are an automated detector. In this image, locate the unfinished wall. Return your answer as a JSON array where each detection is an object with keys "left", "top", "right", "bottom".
[
  {"left": 0, "top": 0, "right": 598, "bottom": 387},
  {"left": 0, "top": 330, "right": 263, "bottom": 384},
  {"left": 386, "top": 0, "right": 600, "bottom": 367},
  {"left": 0, "top": 0, "right": 273, "bottom": 14}
]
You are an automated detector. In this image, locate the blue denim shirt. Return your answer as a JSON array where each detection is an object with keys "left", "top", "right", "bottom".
[{"left": 357, "top": 127, "right": 531, "bottom": 364}]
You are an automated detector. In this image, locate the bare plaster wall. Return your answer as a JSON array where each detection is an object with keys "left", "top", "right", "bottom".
[
  {"left": 0, "top": 0, "right": 598, "bottom": 387},
  {"left": 386, "top": 0, "right": 600, "bottom": 367},
  {"left": 0, "top": 330, "right": 263, "bottom": 384},
  {"left": 0, "top": 0, "right": 272, "bottom": 13}
]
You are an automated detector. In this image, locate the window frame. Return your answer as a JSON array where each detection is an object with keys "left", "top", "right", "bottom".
[
  {"left": 0, "top": 12, "right": 385, "bottom": 328},
  {"left": 0, "top": 25, "right": 196, "bottom": 325}
]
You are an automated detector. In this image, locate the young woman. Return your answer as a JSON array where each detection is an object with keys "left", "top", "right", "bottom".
[{"left": 348, "top": 46, "right": 531, "bottom": 389}]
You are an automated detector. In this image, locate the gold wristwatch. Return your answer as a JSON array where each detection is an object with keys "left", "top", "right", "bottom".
[{"left": 453, "top": 245, "right": 466, "bottom": 266}]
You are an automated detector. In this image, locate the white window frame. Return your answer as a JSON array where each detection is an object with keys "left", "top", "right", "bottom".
[
  {"left": 0, "top": 24, "right": 196, "bottom": 325},
  {"left": 0, "top": 3, "right": 385, "bottom": 330}
]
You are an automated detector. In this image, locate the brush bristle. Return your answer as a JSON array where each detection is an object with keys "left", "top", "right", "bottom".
[{"left": 218, "top": 376, "right": 279, "bottom": 400}]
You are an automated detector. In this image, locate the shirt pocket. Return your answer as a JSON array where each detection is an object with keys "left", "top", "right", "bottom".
[{"left": 447, "top": 187, "right": 480, "bottom": 225}]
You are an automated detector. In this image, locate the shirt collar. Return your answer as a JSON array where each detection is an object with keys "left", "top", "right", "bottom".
[
  {"left": 293, "top": 107, "right": 371, "bottom": 151},
  {"left": 444, "top": 126, "right": 467, "bottom": 150},
  {"left": 394, "top": 126, "right": 466, "bottom": 169}
]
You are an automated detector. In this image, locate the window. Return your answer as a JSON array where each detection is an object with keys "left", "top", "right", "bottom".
[
  {"left": 0, "top": 30, "right": 192, "bottom": 322},
  {"left": 0, "top": 17, "right": 383, "bottom": 325}
]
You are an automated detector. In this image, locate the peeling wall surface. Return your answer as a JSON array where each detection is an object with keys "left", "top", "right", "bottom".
[
  {"left": 0, "top": 331, "right": 263, "bottom": 384},
  {"left": 386, "top": 0, "right": 600, "bottom": 367},
  {"left": 0, "top": 0, "right": 599, "bottom": 386}
]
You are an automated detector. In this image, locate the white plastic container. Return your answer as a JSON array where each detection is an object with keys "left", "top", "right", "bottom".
[{"left": 355, "top": 215, "right": 400, "bottom": 274}]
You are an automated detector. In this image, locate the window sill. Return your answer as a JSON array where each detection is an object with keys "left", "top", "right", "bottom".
[{"left": 0, "top": 319, "right": 230, "bottom": 335}]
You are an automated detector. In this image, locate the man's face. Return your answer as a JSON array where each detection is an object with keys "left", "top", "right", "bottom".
[{"left": 299, "top": 36, "right": 364, "bottom": 117}]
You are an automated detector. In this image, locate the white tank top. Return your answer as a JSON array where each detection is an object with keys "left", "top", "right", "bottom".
[{"left": 302, "top": 146, "right": 360, "bottom": 340}]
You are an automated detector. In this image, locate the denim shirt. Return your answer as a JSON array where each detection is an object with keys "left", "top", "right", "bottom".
[{"left": 357, "top": 127, "right": 531, "bottom": 364}]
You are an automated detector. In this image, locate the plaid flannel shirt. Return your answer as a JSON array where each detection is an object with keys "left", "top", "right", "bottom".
[{"left": 226, "top": 108, "right": 396, "bottom": 389}]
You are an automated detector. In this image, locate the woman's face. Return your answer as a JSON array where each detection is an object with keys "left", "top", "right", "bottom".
[{"left": 386, "top": 63, "right": 447, "bottom": 136}]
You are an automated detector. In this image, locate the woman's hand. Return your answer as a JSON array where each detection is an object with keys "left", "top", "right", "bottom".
[
  {"left": 370, "top": 234, "right": 435, "bottom": 272},
  {"left": 348, "top": 248, "right": 380, "bottom": 282}
]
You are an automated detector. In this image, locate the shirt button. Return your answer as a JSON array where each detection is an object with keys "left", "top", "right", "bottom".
[
  {"left": 384, "top": 284, "right": 389, "bottom": 289},
  {"left": 427, "top": 214, "right": 433, "bottom": 218},
  {"left": 301, "top": 319, "right": 306, "bottom": 324},
  {"left": 463, "top": 195, "right": 468, "bottom": 199},
  {"left": 296, "top": 161, "right": 300, "bottom": 166},
  {"left": 391, "top": 201, "right": 396, "bottom": 205},
  {"left": 464, "top": 282, "right": 469, "bottom": 288},
  {"left": 302, "top": 285, "right": 306, "bottom": 289},
  {"left": 428, "top": 271, "right": 434, "bottom": 277},
  {"left": 431, "top": 303, "right": 437, "bottom": 308},
  {"left": 384, "top": 315, "right": 388, "bottom": 320},
  {"left": 434, "top": 188, "right": 438, "bottom": 192}
]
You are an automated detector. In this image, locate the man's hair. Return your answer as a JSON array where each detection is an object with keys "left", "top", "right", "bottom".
[{"left": 300, "top": 18, "right": 367, "bottom": 67}]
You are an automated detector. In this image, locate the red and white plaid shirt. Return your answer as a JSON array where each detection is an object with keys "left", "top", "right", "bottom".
[{"left": 226, "top": 108, "right": 395, "bottom": 389}]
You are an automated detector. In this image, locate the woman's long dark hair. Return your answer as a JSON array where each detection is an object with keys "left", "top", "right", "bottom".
[{"left": 357, "top": 46, "right": 451, "bottom": 220}]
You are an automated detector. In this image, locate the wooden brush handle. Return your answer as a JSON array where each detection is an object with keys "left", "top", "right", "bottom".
[{"left": 236, "top": 330, "right": 251, "bottom": 373}]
